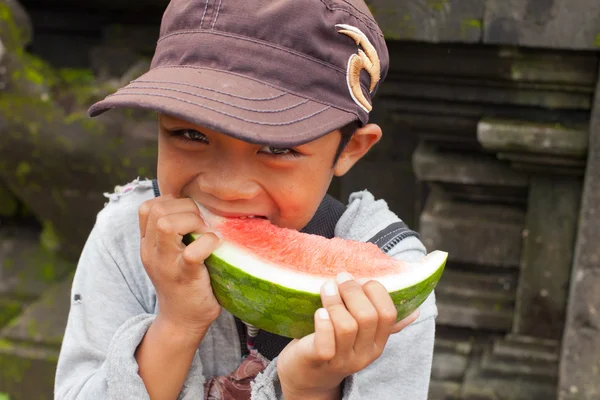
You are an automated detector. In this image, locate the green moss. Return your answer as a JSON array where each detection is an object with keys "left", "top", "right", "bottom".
[
  {"left": 381, "top": 12, "right": 416, "bottom": 40},
  {"left": 595, "top": 33, "right": 600, "bottom": 47},
  {"left": 0, "top": 184, "right": 19, "bottom": 217},
  {"left": 0, "top": 95, "right": 58, "bottom": 130},
  {"left": 0, "top": 339, "right": 13, "bottom": 351},
  {"left": 27, "top": 121, "right": 40, "bottom": 137},
  {"left": 462, "top": 18, "right": 482, "bottom": 29},
  {"left": 56, "top": 135, "right": 75, "bottom": 152},
  {"left": 41, "top": 263, "right": 56, "bottom": 282},
  {"left": 58, "top": 68, "right": 95, "bottom": 86},
  {"left": 0, "top": 392, "right": 11, "bottom": 400},
  {"left": 0, "top": 352, "right": 31, "bottom": 384},
  {"left": 15, "top": 53, "right": 58, "bottom": 90},
  {"left": 461, "top": 18, "right": 482, "bottom": 39},
  {"left": 15, "top": 161, "right": 31, "bottom": 182},
  {"left": 364, "top": 1, "right": 377, "bottom": 16},
  {"left": 23, "top": 67, "right": 45, "bottom": 86},
  {"left": 64, "top": 111, "right": 106, "bottom": 136},
  {"left": 21, "top": 245, "right": 74, "bottom": 286},
  {"left": 0, "top": 2, "right": 24, "bottom": 49},
  {"left": 0, "top": 300, "right": 21, "bottom": 328},
  {"left": 2, "top": 44, "right": 102, "bottom": 124},
  {"left": 40, "top": 220, "right": 61, "bottom": 253},
  {"left": 26, "top": 319, "right": 39, "bottom": 339},
  {"left": 3, "top": 257, "right": 14, "bottom": 270},
  {"left": 426, "top": 0, "right": 447, "bottom": 12}
]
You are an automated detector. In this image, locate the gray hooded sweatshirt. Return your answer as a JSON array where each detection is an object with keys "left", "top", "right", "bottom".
[{"left": 54, "top": 178, "right": 437, "bottom": 400}]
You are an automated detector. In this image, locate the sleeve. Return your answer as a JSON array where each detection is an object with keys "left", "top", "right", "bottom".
[
  {"left": 54, "top": 223, "right": 206, "bottom": 399},
  {"left": 251, "top": 237, "right": 436, "bottom": 400}
]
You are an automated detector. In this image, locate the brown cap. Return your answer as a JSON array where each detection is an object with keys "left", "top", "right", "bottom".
[{"left": 89, "top": 0, "right": 389, "bottom": 146}]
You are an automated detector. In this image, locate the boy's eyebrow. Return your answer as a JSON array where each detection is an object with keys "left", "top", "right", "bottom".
[{"left": 159, "top": 119, "right": 208, "bottom": 133}]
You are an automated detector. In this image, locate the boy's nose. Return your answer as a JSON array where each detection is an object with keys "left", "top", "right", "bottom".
[{"left": 197, "top": 170, "right": 260, "bottom": 201}]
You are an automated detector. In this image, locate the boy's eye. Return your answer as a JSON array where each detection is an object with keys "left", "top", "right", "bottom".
[
  {"left": 176, "top": 129, "right": 209, "bottom": 143},
  {"left": 260, "top": 146, "right": 296, "bottom": 156}
]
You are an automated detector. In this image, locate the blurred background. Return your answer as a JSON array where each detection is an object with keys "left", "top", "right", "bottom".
[{"left": 0, "top": 0, "right": 599, "bottom": 399}]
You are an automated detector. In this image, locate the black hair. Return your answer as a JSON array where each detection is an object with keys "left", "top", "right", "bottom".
[{"left": 333, "top": 121, "right": 359, "bottom": 165}]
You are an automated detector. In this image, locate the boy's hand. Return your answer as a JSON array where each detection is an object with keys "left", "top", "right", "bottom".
[
  {"left": 277, "top": 273, "right": 420, "bottom": 400},
  {"left": 138, "top": 195, "right": 222, "bottom": 337}
]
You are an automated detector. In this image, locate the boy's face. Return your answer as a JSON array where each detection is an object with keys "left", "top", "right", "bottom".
[{"left": 157, "top": 114, "right": 380, "bottom": 230}]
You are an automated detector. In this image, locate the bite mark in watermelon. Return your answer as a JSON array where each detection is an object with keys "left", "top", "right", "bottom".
[{"left": 187, "top": 204, "right": 447, "bottom": 339}]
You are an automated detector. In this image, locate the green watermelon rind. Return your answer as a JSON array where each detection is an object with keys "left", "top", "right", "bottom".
[{"left": 205, "top": 251, "right": 446, "bottom": 339}]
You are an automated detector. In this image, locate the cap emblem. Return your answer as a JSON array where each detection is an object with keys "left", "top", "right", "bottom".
[{"left": 336, "top": 24, "right": 381, "bottom": 113}]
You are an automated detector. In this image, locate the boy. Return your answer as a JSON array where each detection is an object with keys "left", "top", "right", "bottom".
[{"left": 55, "top": 0, "right": 437, "bottom": 399}]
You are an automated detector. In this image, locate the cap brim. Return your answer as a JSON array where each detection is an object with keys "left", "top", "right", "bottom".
[{"left": 89, "top": 67, "right": 357, "bottom": 147}]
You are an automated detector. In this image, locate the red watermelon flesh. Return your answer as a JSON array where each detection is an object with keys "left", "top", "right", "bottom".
[{"left": 217, "top": 217, "right": 406, "bottom": 278}]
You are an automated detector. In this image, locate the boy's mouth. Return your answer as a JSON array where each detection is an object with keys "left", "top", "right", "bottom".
[{"left": 201, "top": 204, "right": 268, "bottom": 220}]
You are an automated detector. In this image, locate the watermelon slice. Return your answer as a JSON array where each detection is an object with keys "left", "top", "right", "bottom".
[{"left": 186, "top": 204, "right": 447, "bottom": 339}]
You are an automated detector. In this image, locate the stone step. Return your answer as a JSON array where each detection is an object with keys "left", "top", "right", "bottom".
[
  {"left": 462, "top": 375, "right": 557, "bottom": 400},
  {"left": 462, "top": 341, "right": 558, "bottom": 400},
  {"left": 478, "top": 118, "right": 589, "bottom": 158},
  {"left": 379, "top": 77, "right": 592, "bottom": 110},
  {"left": 387, "top": 42, "right": 599, "bottom": 86},
  {"left": 431, "top": 336, "right": 474, "bottom": 382},
  {"left": 435, "top": 268, "right": 516, "bottom": 331},
  {"left": 429, "top": 380, "right": 462, "bottom": 400},
  {"left": 413, "top": 143, "right": 529, "bottom": 203},
  {"left": 0, "top": 339, "right": 60, "bottom": 400},
  {"left": 419, "top": 190, "right": 525, "bottom": 268},
  {"left": 436, "top": 268, "right": 517, "bottom": 302},
  {"left": 492, "top": 336, "right": 559, "bottom": 364},
  {"left": 436, "top": 295, "right": 514, "bottom": 332},
  {"left": 0, "top": 276, "right": 72, "bottom": 400},
  {"left": 1, "top": 275, "right": 72, "bottom": 348},
  {"left": 497, "top": 152, "right": 587, "bottom": 176},
  {"left": 479, "top": 346, "right": 558, "bottom": 381},
  {"left": 413, "top": 143, "right": 529, "bottom": 187},
  {"left": 430, "top": 182, "right": 528, "bottom": 205},
  {"left": 386, "top": 96, "right": 591, "bottom": 125},
  {"left": 0, "top": 225, "right": 73, "bottom": 301},
  {"left": 391, "top": 111, "right": 478, "bottom": 135},
  {"left": 435, "top": 336, "right": 475, "bottom": 356},
  {"left": 504, "top": 333, "right": 559, "bottom": 350}
]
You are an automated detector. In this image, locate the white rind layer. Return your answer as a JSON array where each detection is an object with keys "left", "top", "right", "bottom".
[{"left": 212, "top": 241, "right": 448, "bottom": 294}]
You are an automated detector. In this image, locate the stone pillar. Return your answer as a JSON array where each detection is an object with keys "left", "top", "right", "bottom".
[
  {"left": 478, "top": 119, "right": 587, "bottom": 341},
  {"left": 396, "top": 39, "right": 597, "bottom": 400},
  {"left": 467, "top": 118, "right": 588, "bottom": 400},
  {"left": 558, "top": 65, "right": 600, "bottom": 400},
  {"left": 514, "top": 177, "right": 581, "bottom": 340}
]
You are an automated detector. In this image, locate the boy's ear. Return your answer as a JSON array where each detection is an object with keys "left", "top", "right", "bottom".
[{"left": 333, "top": 123, "right": 382, "bottom": 177}]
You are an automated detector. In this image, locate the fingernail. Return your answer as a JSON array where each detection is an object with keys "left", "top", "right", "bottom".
[
  {"left": 336, "top": 272, "right": 354, "bottom": 285},
  {"left": 323, "top": 280, "right": 338, "bottom": 297},
  {"left": 208, "top": 230, "right": 223, "bottom": 240},
  {"left": 317, "top": 308, "right": 330, "bottom": 320}
]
